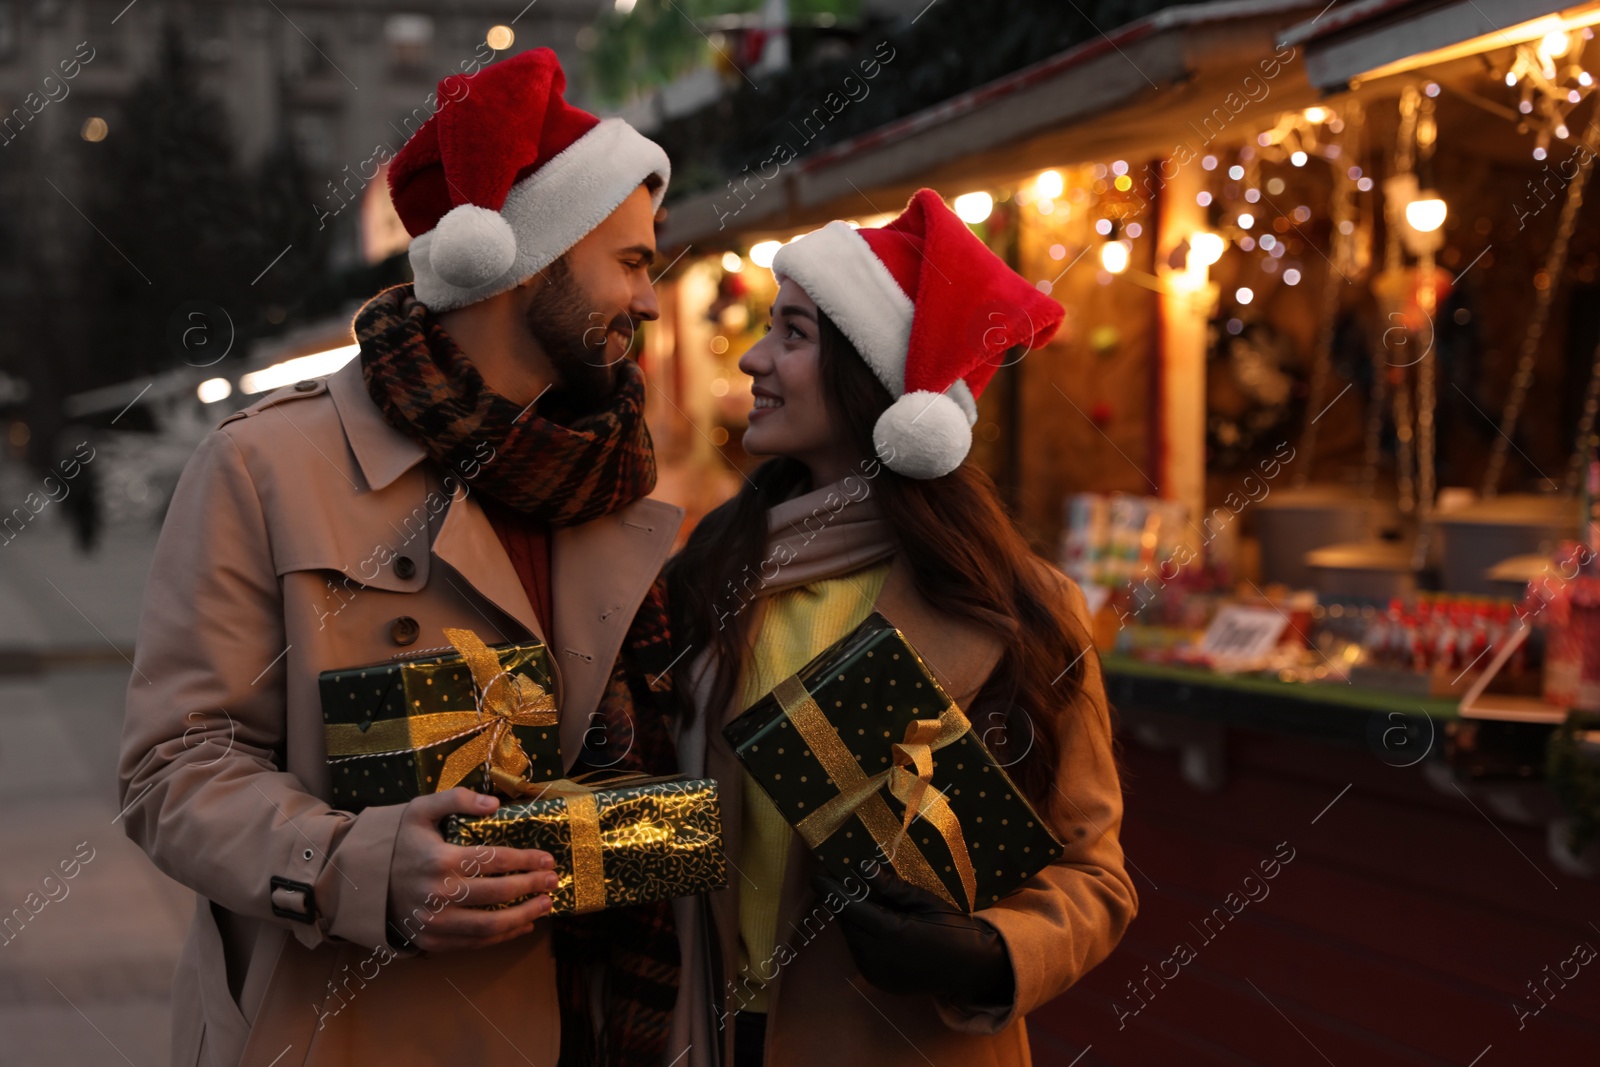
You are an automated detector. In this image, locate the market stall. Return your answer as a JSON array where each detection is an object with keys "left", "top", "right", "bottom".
[{"left": 636, "top": 2, "right": 1600, "bottom": 1053}]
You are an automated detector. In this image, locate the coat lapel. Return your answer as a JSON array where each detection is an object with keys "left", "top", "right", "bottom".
[
  {"left": 550, "top": 496, "right": 683, "bottom": 769},
  {"left": 432, "top": 487, "right": 545, "bottom": 642},
  {"left": 871, "top": 556, "right": 1004, "bottom": 709}
]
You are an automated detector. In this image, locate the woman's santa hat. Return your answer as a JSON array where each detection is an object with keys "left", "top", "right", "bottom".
[
  {"left": 771, "top": 189, "right": 1064, "bottom": 479},
  {"left": 387, "top": 48, "right": 670, "bottom": 312}
]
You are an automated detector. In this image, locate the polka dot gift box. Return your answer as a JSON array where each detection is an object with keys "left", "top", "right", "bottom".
[
  {"left": 319, "top": 627, "right": 562, "bottom": 810},
  {"left": 723, "top": 612, "right": 1063, "bottom": 913}
]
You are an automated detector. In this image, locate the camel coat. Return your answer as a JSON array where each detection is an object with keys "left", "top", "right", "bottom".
[
  {"left": 670, "top": 556, "right": 1138, "bottom": 1066},
  {"left": 118, "top": 360, "right": 683, "bottom": 1067}
]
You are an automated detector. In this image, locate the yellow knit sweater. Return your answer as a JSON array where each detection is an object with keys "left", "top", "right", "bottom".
[{"left": 734, "top": 562, "right": 891, "bottom": 1012}]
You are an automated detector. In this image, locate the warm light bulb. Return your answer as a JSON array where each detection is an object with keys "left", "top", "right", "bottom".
[
  {"left": 1099, "top": 240, "right": 1130, "bottom": 274},
  {"left": 486, "top": 24, "right": 515, "bottom": 49},
  {"left": 1405, "top": 197, "right": 1447, "bottom": 233},
  {"left": 1291, "top": 150, "right": 1308, "bottom": 167},
  {"left": 1303, "top": 107, "right": 1329, "bottom": 124},
  {"left": 1238, "top": 213, "right": 1255, "bottom": 229},
  {"left": 1035, "top": 170, "right": 1064, "bottom": 200},
  {"left": 721, "top": 251, "right": 744, "bottom": 273},
  {"left": 1189, "top": 231, "right": 1226, "bottom": 267},
  {"left": 953, "top": 191, "right": 994, "bottom": 225},
  {"left": 750, "top": 240, "right": 782, "bottom": 268},
  {"left": 1236, "top": 287, "right": 1255, "bottom": 304},
  {"left": 197, "top": 378, "right": 232, "bottom": 404},
  {"left": 1540, "top": 29, "right": 1570, "bottom": 59}
]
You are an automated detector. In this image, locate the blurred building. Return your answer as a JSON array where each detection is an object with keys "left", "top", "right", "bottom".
[{"left": 0, "top": 0, "right": 608, "bottom": 274}]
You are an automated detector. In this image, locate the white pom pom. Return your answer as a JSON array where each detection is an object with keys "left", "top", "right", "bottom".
[
  {"left": 872, "top": 391, "right": 971, "bottom": 480},
  {"left": 429, "top": 205, "right": 517, "bottom": 289}
]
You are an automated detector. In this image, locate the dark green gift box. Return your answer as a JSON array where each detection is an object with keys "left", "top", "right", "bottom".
[
  {"left": 443, "top": 775, "right": 728, "bottom": 914},
  {"left": 320, "top": 633, "right": 561, "bottom": 811},
  {"left": 724, "top": 612, "right": 1062, "bottom": 912}
]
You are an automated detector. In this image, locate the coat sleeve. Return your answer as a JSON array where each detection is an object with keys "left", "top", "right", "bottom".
[
  {"left": 118, "top": 427, "right": 405, "bottom": 954},
  {"left": 937, "top": 574, "right": 1138, "bottom": 1032}
]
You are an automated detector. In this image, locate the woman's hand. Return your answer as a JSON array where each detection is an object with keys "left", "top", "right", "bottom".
[{"left": 814, "top": 869, "right": 1015, "bottom": 1007}]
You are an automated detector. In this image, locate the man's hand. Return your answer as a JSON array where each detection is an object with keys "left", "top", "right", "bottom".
[{"left": 386, "top": 788, "right": 558, "bottom": 953}]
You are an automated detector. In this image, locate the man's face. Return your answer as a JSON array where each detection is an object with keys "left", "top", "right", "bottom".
[{"left": 524, "top": 184, "right": 660, "bottom": 412}]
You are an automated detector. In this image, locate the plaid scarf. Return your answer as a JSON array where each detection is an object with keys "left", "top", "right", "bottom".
[{"left": 355, "top": 285, "right": 681, "bottom": 1067}]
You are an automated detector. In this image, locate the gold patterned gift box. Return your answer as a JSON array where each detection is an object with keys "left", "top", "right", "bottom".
[
  {"left": 443, "top": 774, "right": 728, "bottom": 915},
  {"left": 320, "top": 628, "right": 562, "bottom": 811},
  {"left": 724, "top": 612, "right": 1063, "bottom": 913}
]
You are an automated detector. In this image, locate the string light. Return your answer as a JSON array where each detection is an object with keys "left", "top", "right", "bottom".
[
  {"left": 750, "top": 241, "right": 781, "bottom": 268},
  {"left": 1405, "top": 197, "right": 1448, "bottom": 233},
  {"left": 953, "top": 191, "right": 994, "bottom": 224},
  {"left": 1188, "top": 232, "right": 1226, "bottom": 267},
  {"left": 1099, "top": 240, "right": 1130, "bottom": 274}
]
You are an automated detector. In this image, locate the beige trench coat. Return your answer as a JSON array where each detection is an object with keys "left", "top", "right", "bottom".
[
  {"left": 119, "top": 360, "right": 683, "bottom": 1067},
  {"left": 670, "top": 557, "right": 1137, "bottom": 1067}
]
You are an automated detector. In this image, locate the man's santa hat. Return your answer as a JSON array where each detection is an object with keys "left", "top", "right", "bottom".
[
  {"left": 771, "top": 188, "right": 1065, "bottom": 479},
  {"left": 387, "top": 48, "right": 670, "bottom": 312}
]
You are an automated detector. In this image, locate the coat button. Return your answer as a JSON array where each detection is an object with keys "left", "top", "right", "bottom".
[
  {"left": 390, "top": 616, "right": 420, "bottom": 645},
  {"left": 393, "top": 555, "right": 416, "bottom": 579},
  {"left": 294, "top": 379, "right": 318, "bottom": 392}
]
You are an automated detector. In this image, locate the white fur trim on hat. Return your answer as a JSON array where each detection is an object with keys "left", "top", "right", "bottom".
[
  {"left": 873, "top": 391, "right": 971, "bottom": 479},
  {"left": 771, "top": 221, "right": 913, "bottom": 395},
  {"left": 411, "top": 118, "right": 670, "bottom": 312}
]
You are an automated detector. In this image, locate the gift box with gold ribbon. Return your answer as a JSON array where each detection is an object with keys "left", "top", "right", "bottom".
[
  {"left": 724, "top": 612, "right": 1062, "bottom": 913},
  {"left": 320, "top": 628, "right": 561, "bottom": 810},
  {"left": 442, "top": 774, "right": 728, "bottom": 915}
]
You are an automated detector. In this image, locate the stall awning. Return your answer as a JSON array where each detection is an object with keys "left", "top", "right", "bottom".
[
  {"left": 1281, "top": 0, "right": 1600, "bottom": 91},
  {"left": 660, "top": 0, "right": 1323, "bottom": 249}
]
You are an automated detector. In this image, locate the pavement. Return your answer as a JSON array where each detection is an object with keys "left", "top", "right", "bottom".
[{"left": 0, "top": 490, "right": 189, "bottom": 1067}]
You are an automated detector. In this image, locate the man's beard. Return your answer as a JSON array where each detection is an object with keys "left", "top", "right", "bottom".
[{"left": 524, "top": 258, "right": 633, "bottom": 415}]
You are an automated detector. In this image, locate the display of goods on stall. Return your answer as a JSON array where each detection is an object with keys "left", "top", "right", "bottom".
[
  {"left": 1348, "top": 592, "right": 1529, "bottom": 696},
  {"left": 1060, "top": 492, "right": 1235, "bottom": 628},
  {"left": 1538, "top": 541, "right": 1600, "bottom": 712}
]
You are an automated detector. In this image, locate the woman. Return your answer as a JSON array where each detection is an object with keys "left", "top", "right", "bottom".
[{"left": 664, "top": 189, "right": 1137, "bottom": 1067}]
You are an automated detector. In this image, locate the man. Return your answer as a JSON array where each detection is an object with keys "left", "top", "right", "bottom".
[{"left": 120, "top": 50, "right": 682, "bottom": 1067}]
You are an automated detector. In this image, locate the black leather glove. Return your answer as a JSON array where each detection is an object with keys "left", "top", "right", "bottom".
[{"left": 815, "top": 870, "right": 1015, "bottom": 1007}]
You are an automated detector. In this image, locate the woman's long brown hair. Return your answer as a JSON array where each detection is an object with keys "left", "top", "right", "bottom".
[{"left": 665, "top": 311, "right": 1094, "bottom": 816}]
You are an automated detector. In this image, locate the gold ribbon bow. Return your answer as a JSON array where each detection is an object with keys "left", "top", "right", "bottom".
[
  {"left": 776, "top": 676, "right": 979, "bottom": 911},
  {"left": 324, "top": 627, "right": 557, "bottom": 795}
]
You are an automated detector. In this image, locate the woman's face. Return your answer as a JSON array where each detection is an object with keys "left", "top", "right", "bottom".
[{"left": 738, "top": 279, "right": 861, "bottom": 482}]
